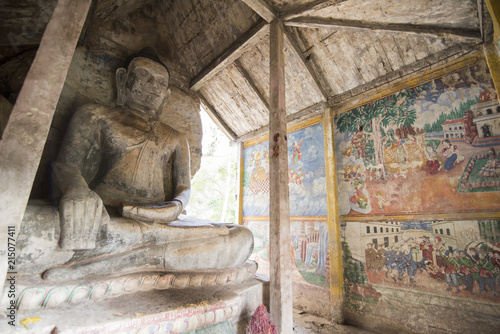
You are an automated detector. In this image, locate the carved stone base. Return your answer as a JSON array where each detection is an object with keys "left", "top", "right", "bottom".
[
  {"left": 3, "top": 261, "right": 257, "bottom": 311},
  {"left": 0, "top": 278, "right": 267, "bottom": 334}
]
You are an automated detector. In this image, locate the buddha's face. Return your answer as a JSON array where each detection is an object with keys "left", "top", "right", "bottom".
[{"left": 124, "top": 57, "right": 170, "bottom": 119}]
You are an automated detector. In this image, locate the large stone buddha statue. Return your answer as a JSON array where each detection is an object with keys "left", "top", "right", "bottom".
[{"left": 16, "top": 48, "right": 254, "bottom": 282}]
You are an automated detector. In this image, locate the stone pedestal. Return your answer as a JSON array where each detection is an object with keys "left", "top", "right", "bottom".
[{"left": 0, "top": 278, "right": 268, "bottom": 334}]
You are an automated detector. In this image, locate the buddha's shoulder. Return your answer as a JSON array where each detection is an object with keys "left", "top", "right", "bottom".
[
  {"left": 158, "top": 122, "right": 186, "bottom": 141},
  {"left": 74, "top": 104, "right": 123, "bottom": 121}
]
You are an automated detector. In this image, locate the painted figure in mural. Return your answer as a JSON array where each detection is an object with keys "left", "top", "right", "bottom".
[
  {"left": 384, "top": 129, "right": 408, "bottom": 176},
  {"left": 349, "top": 179, "right": 369, "bottom": 211},
  {"left": 479, "top": 147, "right": 500, "bottom": 177},
  {"left": 441, "top": 139, "right": 464, "bottom": 171},
  {"left": 351, "top": 126, "right": 366, "bottom": 159},
  {"left": 443, "top": 250, "right": 460, "bottom": 294},
  {"left": 419, "top": 237, "right": 434, "bottom": 264},
  {"left": 457, "top": 250, "right": 475, "bottom": 292},
  {"left": 476, "top": 250, "right": 496, "bottom": 295},
  {"left": 373, "top": 191, "right": 390, "bottom": 210},
  {"left": 401, "top": 131, "right": 426, "bottom": 171},
  {"left": 425, "top": 144, "right": 442, "bottom": 175},
  {"left": 365, "top": 243, "right": 376, "bottom": 271},
  {"left": 21, "top": 48, "right": 254, "bottom": 281},
  {"left": 292, "top": 139, "right": 303, "bottom": 164},
  {"left": 248, "top": 148, "right": 269, "bottom": 195}
]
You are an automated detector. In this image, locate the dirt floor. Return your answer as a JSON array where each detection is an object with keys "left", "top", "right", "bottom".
[{"left": 293, "top": 308, "right": 373, "bottom": 333}]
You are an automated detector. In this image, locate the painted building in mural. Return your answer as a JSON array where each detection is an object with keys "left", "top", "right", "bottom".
[
  {"left": 471, "top": 90, "right": 500, "bottom": 145},
  {"left": 334, "top": 56, "right": 500, "bottom": 331},
  {"left": 342, "top": 221, "right": 500, "bottom": 310},
  {"left": 334, "top": 57, "right": 500, "bottom": 218}
]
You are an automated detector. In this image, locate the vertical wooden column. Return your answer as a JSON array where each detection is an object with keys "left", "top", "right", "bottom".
[
  {"left": 0, "top": 0, "right": 92, "bottom": 290},
  {"left": 237, "top": 141, "right": 245, "bottom": 225},
  {"left": 323, "top": 108, "right": 345, "bottom": 323},
  {"left": 269, "top": 19, "right": 293, "bottom": 333}
]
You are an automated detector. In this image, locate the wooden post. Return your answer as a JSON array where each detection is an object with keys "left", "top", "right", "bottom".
[
  {"left": 237, "top": 141, "right": 245, "bottom": 225},
  {"left": 269, "top": 19, "right": 293, "bottom": 333},
  {"left": 323, "top": 107, "right": 345, "bottom": 323},
  {"left": 0, "top": 0, "right": 92, "bottom": 292}
]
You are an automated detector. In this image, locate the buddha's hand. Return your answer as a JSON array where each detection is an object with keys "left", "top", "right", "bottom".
[
  {"left": 59, "top": 187, "right": 104, "bottom": 250},
  {"left": 121, "top": 201, "right": 182, "bottom": 223}
]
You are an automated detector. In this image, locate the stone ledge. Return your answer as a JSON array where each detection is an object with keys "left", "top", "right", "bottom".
[
  {"left": 3, "top": 261, "right": 257, "bottom": 311},
  {"left": 0, "top": 279, "right": 265, "bottom": 334}
]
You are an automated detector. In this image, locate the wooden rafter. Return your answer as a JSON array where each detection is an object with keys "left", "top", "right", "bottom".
[
  {"left": 281, "top": 0, "right": 340, "bottom": 20},
  {"left": 237, "top": 100, "right": 326, "bottom": 142},
  {"left": 195, "top": 92, "right": 238, "bottom": 140},
  {"left": 284, "top": 17, "right": 482, "bottom": 41},
  {"left": 240, "top": 0, "right": 276, "bottom": 22},
  {"left": 190, "top": 19, "right": 269, "bottom": 91},
  {"left": 284, "top": 27, "right": 328, "bottom": 101},
  {"left": 234, "top": 60, "right": 270, "bottom": 110}
]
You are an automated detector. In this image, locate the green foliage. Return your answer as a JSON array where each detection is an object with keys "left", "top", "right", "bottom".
[
  {"left": 190, "top": 108, "right": 239, "bottom": 224},
  {"left": 422, "top": 97, "right": 480, "bottom": 133},
  {"left": 335, "top": 88, "right": 422, "bottom": 135},
  {"left": 190, "top": 157, "right": 238, "bottom": 224},
  {"left": 342, "top": 241, "right": 368, "bottom": 285}
]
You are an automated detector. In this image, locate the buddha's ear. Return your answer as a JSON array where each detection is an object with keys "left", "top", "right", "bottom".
[
  {"left": 157, "top": 88, "right": 171, "bottom": 118},
  {"left": 116, "top": 67, "right": 127, "bottom": 106}
]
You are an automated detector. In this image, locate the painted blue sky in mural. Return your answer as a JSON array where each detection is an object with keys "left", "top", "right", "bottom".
[{"left": 243, "top": 122, "right": 327, "bottom": 217}]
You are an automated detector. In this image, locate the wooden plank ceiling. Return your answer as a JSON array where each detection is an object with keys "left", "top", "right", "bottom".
[
  {"left": 158, "top": 0, "right": 484, "bottom": 141},
  {"left": 0, "top": 0, "right": 486, "bottom": 142}
]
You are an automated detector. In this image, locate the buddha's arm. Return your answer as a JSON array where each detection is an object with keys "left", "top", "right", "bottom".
[
  {"left": 53, "top": 105, "right": 105, "bottom": 250},
  {"left": 122, "top": 135, "right": 191, "bottom": 223}
]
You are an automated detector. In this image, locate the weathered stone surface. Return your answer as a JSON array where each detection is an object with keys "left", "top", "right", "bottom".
[
  {"left": 15, "top": 202, "right": 253, "bottom": 280},
  {"left": 2, "top": 261, "right": 257, "bottom": 310},
  {"left": 0, "top": 279, "right": 266, "bottom": 333},
  {"left": 15, "top": 51, "right": 253, "bottom": 283}
]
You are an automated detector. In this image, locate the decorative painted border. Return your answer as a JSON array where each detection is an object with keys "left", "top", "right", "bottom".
[
  {"left": 334, "top": 52, "right": 482, "bottom": 116},
  {"left": 243, "top": 115, "right": 323, "bottom": 148}
]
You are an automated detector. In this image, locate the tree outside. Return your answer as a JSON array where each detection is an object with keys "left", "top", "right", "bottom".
[{"left": 187, "top": 107, "right": 238, "bottom": 224}]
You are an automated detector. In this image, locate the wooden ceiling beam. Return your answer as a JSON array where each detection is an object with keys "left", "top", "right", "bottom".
[
  {"left": 195, "top": 92, "right": 238, "bottom": 141},
  {"left": 281, "top": 0, "right": 340, "bottom": 20},
  {"left": 237, "top": 101, "right": 326, "bottom": 142},
  {"left": 234, "top": 60, "right": 270, "bottom": 111},
  {"left": 240, "top": 0, "right": 277, "bottom": 22},
  {"left": 284, "top": 27, "right": 328, "bottom": 102},
  {"left": 190, "top": 19, "right": 269, "bottom": 91},
  {"left": 284, "top": 17, "right": 482, "bottom": 41}
]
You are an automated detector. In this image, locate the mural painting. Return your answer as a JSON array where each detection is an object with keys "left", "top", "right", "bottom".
[
  {"left": 242, "top": 121, "right": 327, "bottom": 217},
  {"left": 243, "top": 120, "right": 330, "bottom": 292},
  {"left": 246, "top": 220, "right": 330, "bottom": 289},
  {"left": 334, "top": 58, "right": 500, "bottom": 217},
  {"left": 341, "top": 221, "right": 500, "bottom": 313}
]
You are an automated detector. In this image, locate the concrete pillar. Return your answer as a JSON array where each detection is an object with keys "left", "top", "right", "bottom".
[
  {"left": 0, "top": 0, "right": 92, "bottom": 293},
  {"left": 268, "top": 19, "right": 293, "bottom": 333},
  {"left": 323, "top": 108, "right": 345, "bottom": 323}
]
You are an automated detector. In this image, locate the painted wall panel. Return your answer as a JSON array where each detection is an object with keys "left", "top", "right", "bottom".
[
  {"left": 243, "top": 121, "right": 327, "bottom": 217},
  {"left": 333, "top": 56, "right": 500, "bottom": 218},
  {"left": 341, "top": 220, "right": 500, "bottom": 332}
]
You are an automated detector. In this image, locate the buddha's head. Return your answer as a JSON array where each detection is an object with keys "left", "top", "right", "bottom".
[{"left": 116, "top": 47, "right": 171, "bottom": 121}]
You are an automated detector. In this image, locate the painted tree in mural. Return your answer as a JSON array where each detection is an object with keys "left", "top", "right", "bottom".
[
  {"left": 336, "top": 88, "right": 422, "bottom": 179},
  {"left": 342, "top": 241, "right": 367, "bottom": 285}
]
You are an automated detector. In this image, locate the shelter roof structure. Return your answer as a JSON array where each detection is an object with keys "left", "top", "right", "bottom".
[{"left": 0, "top": 0, "right": 491, "bottom": 142}]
